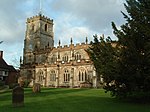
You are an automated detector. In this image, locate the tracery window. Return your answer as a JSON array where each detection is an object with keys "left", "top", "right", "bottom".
[
  {"left": 50, "top": 55, "right": 57, "bottom": 64},
  {"left": 62, "top": 55, "right": 68, "bottom": 62},
  {"left": 75, "top": 52, "right": 81, "bottom": 60},
  {"left": 64, "top": 69, "right": 70, "bottom": 82},
  {"left": 78, "top": 70, "right": 87, "bottom": 81},
  {"left": 38, "top": 70, "right": 44, "bottom": 82},
  {"left": 50, "top": 70, "right": 56, "bottom": 81}
]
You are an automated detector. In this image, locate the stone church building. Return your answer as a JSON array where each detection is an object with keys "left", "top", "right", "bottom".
[{"left": 20, "top": 14, "right": 98, "bottom": 88}]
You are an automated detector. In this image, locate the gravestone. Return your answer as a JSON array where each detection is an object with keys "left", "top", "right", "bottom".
[
  {"left": 33, "top": 83, "right": 41, "bottom": 93},
  {"left": 80, "top": 81, "right": 92, "bottom": 88},
  {"left": 12, "top": 86, "right": 24, "bottom": 107}
]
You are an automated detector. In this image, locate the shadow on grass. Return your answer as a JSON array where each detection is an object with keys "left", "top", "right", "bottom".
[
  {"left": 1, "top": 95, "right": 150, "bottom": 112},
  {"left": 1, "top": 88, "right": 150, "bottom": 112},
  {"left": 25, "top": 88, "right": 89, "bottom": 97},
  {"left": 0, "top": 95, "right": 114, "bottom": 112}
]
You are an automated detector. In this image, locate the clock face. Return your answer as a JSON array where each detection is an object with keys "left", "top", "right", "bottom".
[{"left": 29, "top": 44, "right": 33, "bottom": 50}]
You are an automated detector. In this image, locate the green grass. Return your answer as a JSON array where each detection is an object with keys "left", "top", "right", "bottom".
[{"left": 0, "top": 88, "right": 150, "bottom": 112}]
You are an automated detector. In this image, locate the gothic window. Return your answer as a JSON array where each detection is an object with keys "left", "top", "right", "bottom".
[
  {"left": 75, "top": 52, "right": 81, "bottom": 60},
  {"left": 45, "top": 24, "right": 48, "bottom": 32},
  {"left": 79, "top": 72, "right": 81, "bottom": 81},
  {"left": 28, "top": 55, "right": 31, "bottom": 62},
  {"left": 62, "top": 55, "right": 68, "bottom": 62},
  {"left": 82, "top": 72, "right": 84, "bottom": 81},
  {"left": 78, "top": 69, "right": 87, "bottom": 82},
  {"left": 85, "top": 71, "right": 87, "bottom": 81},
  {"left": 39, "top": 75, "right": 43, "bottom": 81},
  {"left": 64, "top": 69, "right": 70, "bottom": 82},
  {"left": 32, "top": 24, "right": 34, "bottom": 31},
  {"left": 50, "top": 55, "right": 57, "bottom": 64},
  {"left": 50, "top": 70, "right": 56, "bottom": 81},
  {"left": 38, "top": 70, "right": 44, "bottom": 82}
]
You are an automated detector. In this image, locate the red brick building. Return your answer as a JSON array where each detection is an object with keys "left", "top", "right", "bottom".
[{"left": 0, "top": 51, "right": 18, "bottom": 85}]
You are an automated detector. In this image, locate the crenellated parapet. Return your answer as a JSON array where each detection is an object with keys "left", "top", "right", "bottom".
[
  {"left": 27, "top": 14, "right": 53, "bottom": 24},
  {"left": 56, "top": 37, "right": 89, "bottom": 50}
]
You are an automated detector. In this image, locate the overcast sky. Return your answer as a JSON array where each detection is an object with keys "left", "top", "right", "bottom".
[{"left": 0, "top": 0, "right": 126, "bottom": 67}]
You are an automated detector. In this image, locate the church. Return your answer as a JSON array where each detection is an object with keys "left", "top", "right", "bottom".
[{"left": 20, "top": 13, "right": 99, "bottom": 88}]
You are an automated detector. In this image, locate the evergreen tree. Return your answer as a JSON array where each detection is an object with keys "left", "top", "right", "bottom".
[
  {"left": 88, "top": 0, "right": 150, "bottom": 101},
  {"left": 87, "top": 35, "right": 119, "bottom": 93},
  {"left": 112, "top": 0, "right": 150, "bottom": 100}
]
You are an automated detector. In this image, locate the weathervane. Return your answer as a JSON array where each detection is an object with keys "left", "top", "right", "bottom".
[{"left": 39, "top": 0, "right": 43, "bottom": 15}]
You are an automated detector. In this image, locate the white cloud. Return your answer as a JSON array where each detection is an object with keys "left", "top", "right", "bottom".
[
  {"left": 0, "top": 0, "right": 126, "bottom": 66},
  {"left": 51, "top": 0, "right": 126, "bottom": 30}
]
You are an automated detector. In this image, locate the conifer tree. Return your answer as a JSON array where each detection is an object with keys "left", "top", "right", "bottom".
[
  {"left": 112, "top": 0, "right": 150, "bottom": 100},
  {"left": 88, "top": 0, "right": 150, "bottom": 101}
]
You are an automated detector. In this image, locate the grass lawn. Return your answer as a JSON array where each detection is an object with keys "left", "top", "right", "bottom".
[{"left": 0, "top": 88, "right": 150, "bottom": 112}]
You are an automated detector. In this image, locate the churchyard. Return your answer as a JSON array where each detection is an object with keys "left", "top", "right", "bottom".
[{"left": 0, "top": 88, "right": 150, "bottom": 112}]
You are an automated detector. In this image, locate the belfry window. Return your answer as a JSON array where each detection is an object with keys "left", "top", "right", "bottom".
[
  {"left": 45, "top": 24, "right": 48, "bottom": 32},
  {"left": 32, "top": 25, "right": 34, "bottom": 31}
]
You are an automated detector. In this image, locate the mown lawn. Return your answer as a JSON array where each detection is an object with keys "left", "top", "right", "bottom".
[{"left": 0, "top": 88, "right": 150, "bottom": 112}]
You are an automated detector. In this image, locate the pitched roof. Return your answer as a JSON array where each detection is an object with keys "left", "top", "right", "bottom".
[
  {"left": 0, "top": 57, "right": 17, "bottom": 72},
  {"left": 0, "top": 57, "right": 9, "bottom": 70},
  {"left": 8, "top": 65, "right": 17, "bottom": 72}
]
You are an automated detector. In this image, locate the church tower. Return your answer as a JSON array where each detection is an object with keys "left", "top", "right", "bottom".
[{"left": 23, "top": 14, "right": 54, "bottom": 64}]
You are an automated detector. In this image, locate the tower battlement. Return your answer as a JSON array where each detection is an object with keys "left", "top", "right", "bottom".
[{"left": 27, "top": 14, "right": 53, "bottom": 24}]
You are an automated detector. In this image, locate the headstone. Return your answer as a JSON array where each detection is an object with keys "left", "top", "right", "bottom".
[
  {"left": 80, "top": 81, "right": 92, "bottom": 88},
  {"left": 32, "top": 83, "right": 41, "bottom": 93},
  {"left": 12, "top": 86, "right": 24, "bottom": 107}
]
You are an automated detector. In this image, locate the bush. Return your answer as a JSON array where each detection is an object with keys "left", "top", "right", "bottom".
[{"left": 0, "top": 81, "right": 5, "bottom": 86}]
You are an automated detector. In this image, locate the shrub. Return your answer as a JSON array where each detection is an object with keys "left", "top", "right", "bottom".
[{"left": 0, "top": 81, "right": 5, "bottom": 86}]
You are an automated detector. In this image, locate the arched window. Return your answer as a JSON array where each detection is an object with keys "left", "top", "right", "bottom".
[
  {"left": 78, "top": 69, "right": 87, "bottom": 82},
  {"left": 32, "top": 24, "right": 34, "bottom": 31},
  {"left": 38, "top": 70, "right": 44, "bottom": 82},
  {"left": 62, "top": 55, "right": 68, "bottom": 62},
  {"left": 82, "top": 72, "right": 84, "bottom": 81},
  {"left": 50, "top": 70, "right": 56, "bottom": 81},
  {"left": 79, "top": 72, "right": 81, "bottom": 81},
  {"left": 50, "top": 55, "right": 57, "bottom": 64},
  {"left": 64, "top": 69, "right": 70, "bottom": 82},
  {"left": 75, "top": 52, "right": 81, "bottom": 61},
  {"left": 45, "top": 24, "right": 48, "bottom": 31},
  {"left": 85, "top": 71, "right": 87, "bottom": 81}
]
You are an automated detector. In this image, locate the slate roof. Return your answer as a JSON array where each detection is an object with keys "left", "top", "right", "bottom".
[
  {"left": 8, "top": 65, "right": 17, "bottom": 72},
  {"left": 0, "top": 57, "right": 9, "bottom": 70},
  {"left": 0, "top": 57, "right": 16, "bottom": 72}
]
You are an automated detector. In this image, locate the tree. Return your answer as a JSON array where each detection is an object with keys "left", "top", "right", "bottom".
[
  {"left": 87, "top": 35, "right": 119, "bottom": 92},
  {"left": 88, "top": 0, "right": 150, "bottom": 101},
  {"left": 111, "top": 0, "right": 150, "bottom": 100}
]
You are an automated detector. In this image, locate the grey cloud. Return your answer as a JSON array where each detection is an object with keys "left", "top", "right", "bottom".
[
  {"left": 50, "top": 0, "right": 126, "bottom": 38},
  {"left": 0, "top": 0, "right": 126, "bottom": 65}
]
